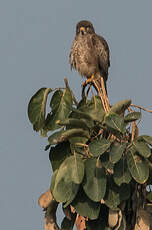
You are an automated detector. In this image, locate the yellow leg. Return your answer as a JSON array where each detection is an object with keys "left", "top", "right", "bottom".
[{"left": 82, "top": 74, "right": 95, "bottom": 86}]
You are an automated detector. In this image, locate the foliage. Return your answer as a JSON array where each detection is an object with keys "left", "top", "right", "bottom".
[{"left": 28, "top": 82, "right": 152, "bottom": 230}]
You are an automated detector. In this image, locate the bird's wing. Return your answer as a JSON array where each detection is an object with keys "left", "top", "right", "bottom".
[
  {"left": 91, "top": 34, "right": 110, "bottom": 80},
  {"left": 69, "top": 37, "right": 77, "bottom": 70}
]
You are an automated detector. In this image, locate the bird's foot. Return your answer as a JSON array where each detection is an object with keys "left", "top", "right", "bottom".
[{"left": 81, "top": 74, "right": 95, "bottom": 87}]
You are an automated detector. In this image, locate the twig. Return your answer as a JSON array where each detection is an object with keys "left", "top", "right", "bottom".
[
  {"left": 131, "top": 121, "right": 136, "bottom": 141},
  {"left": 92, "top": 79, "right": 107, "bottom": 112},
  {"left": 100, "top": 77, "right": 110, "bottom": 111},
  {"left": 86, "top": 84, "right": 91, "bottom": 96},
  {"left": 64, "top": 78, "right": 78, "bottom": 105},
  {"left": 130, "top": 104, "right": 152, "bottom": 113},
  {"left": 81, "top": 83, "right": 91, "bottom": 99}
]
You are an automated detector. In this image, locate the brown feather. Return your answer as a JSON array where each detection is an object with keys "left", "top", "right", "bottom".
[{"left": 69, "top": 21, "right": 110, "bottom": 91}]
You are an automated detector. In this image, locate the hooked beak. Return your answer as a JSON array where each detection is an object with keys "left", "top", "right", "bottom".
[{"left": 80, "top": 26, "right": 86, "bottom": 35}]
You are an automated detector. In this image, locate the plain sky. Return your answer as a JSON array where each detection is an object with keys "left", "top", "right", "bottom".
[{"left": 1, "top": 0, "right": 152, "bottom": 229}]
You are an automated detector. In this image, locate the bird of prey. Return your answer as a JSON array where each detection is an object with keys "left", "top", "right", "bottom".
[{"left": 69, "top": 20, "right": 110, "bottom": 93}]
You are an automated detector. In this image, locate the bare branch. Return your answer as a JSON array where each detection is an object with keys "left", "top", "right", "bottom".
[{"left": 130, "top": 104, "right": 152, "bottom": 113}]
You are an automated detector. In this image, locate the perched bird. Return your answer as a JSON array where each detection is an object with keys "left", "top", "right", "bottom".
[{"left": 69, "top": 20, "right": 110, "bottom": 93}]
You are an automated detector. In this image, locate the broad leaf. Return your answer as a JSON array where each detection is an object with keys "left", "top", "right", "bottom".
[
  {"left": 48, "top": 128, "right": 89, "bottom": 145},
  {"left": 58, "top": 118, "right": 91, "bottom": 130},
  {"left": 50, "top": 170, "right": 58, "bottom": 192},
  {"left": 100, "top": 152, "right": 114, "bottom": 173},
  {"left": 28, "top": 88, "right": 52, "bottom": 132},
  {"left": 49, "top": 142, "right": 71, "bottom": 171},
  {"left": 77, "top": 95, "right": 105, "bottom": 123},
  {"left": 113, "top": 158, "right": 132, "bottom": 186},
  {"left": 72, "top": 188, "right": 101, "bottom": 220},
  {"left": 119, "top": 184, "right": 131, "bottom": 202},
  {"left": 127, "top": 148, "right": 149, "bottom": 184},
  {"left": 110, "top": 99, "right": 131, "bottom": 114},
  {"left": 69, "top": 136, "right": 89, "bottom": 145},
  {"left": 104, "top": 112, "right": 126, "bottom": 134},
  {"left": 137, "top": 135, "right": 152, "bottom": 146},
  {"left": 89, "top": 138, "right": 111, "bottom": 157},
  {"left": 48, "top": 130, "right": 65, "bottom": 145},
  {"left": 105, "top": 179, "right": 130, "bottom": 210},
  {"left": 64, "top": 129, "right": 90, "bottom": 143},
  {"left": 83, "top": 159, "right": 106, "bottom": 202},
  {"left": 104, "top": 186, "right": 120, "bottom": 210},
  {"left": 133, "top": 141, "right": 151, "bottom": 158},
  {"left": 52, "top": 156, "right": 84, "bottom": 203},
  {"left": 45, "top": 88, "right": 73, "bottom": 131},
  {"left": 124, "top": 112, "right": 141, "bottom": 122},
  {"left": 109, "top": 142, "right": 126, "bottom": 164},
  {"left": 70, "top": 109, "right": 93, "bottom": 121},
  {"left": 77, "top": 97, "right": 91, "bottom": 109}
]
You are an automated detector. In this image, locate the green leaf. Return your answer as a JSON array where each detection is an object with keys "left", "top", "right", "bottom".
[
  {"left": 104, "top": 185, "right": 120, "bottom": 210},
  {"left": 70, "top": 109, "right": 93, "bottom": 121},
  {"left": 58, "top": 118, "right": 91, "bottom": 130},
  {"left": 48, "top": 130, "right": 65, "bottom": 145},
  {"left": 50, "top": 170, "right": 58, "bottom": 192},
  {"left": 104, "top": 112, "right": 126, "bottom": 134},
  {"left": 137, "top": 135, "right": 152, "bottom": 146},
  {"left": 61, "top": 214, "right": 76, "bottom": 230},
  {"left": 133, "top": 141, "right": 151, "bottom": 158},
  {"left": 118, "top": 184, "right": 131, "bottom": 202},
  {"left": 45, "top": 88, "right": 73, "bottom": 131},
  {"left": 104, "top": 179, "right": 130, "bottom": 210},
  {"left": 52, "top": 156, "right": 84, "bottom": 203},
  {"left": 109, "top": 143, "right": 126, "bottom": 164},
  {"left": 69, "top": 136, "right": 89, "bottom": 145},
  {"left": 72, "top": 188, "right": 101, "bottom": 220},
  {"left": 62, "top": 129, "right": 89, "bottom": 142},
  {"left": 100, "top": 152, "right": 114, "bottom": 173},
  {"left": 113, "top": 158, "right": 132, "bottom": 186},
  {"left": 89, "top": 138, "right": 111, "bottom": 157},
  {"left": 110, "top": 99, "right": 131, "bottom": 114},
  {"left": 75, "top": 95, "right": 105, "bottom": 123},
  {"left": 83, "top": 159, "right": 106, "bottom": 202},
  {"left": 127, "top": 148, "right": 149, "bottom": 184},
  {"left": 124, "top": 112, "right": 141, "bottom": 122},
  {"left": 48, "top": 128, "right": 89, "bottom": 146},
  {"left": 77, "top": 97, "right": 91, "bottom": 109},
  {"left": 49, "top": 142, "right": 71, "bottom": 171},
  {"left": 81, "top": 105, "right": 105, "bottom": 124},
  {"left": 28, "top": 88, "right": 52, "bottom": 131}
]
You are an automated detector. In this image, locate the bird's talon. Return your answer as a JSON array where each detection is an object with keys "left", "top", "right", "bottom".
[{"left": 82, "top": 75, "right": 95, "bottom": 87}]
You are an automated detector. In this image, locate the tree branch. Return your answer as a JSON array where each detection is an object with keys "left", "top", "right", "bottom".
[{"left": 130, "top": 104, "right": 152, "bottom": 113}]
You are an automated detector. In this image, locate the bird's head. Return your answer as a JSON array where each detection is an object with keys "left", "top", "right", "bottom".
[{"left": 76, "top": 20, "right": 95, "bottom": 36}]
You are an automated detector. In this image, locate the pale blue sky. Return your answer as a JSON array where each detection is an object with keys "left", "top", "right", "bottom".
[{"left": 1, "top": 0, "right": 152, "bottom": 229}]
